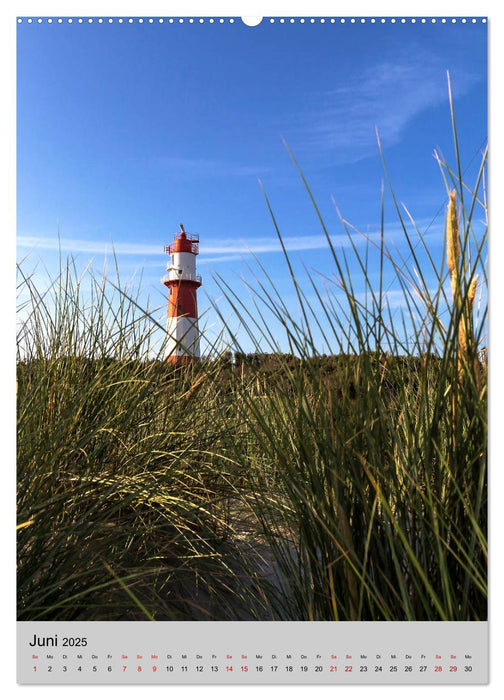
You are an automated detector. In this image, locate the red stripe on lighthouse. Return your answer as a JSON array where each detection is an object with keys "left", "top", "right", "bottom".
[{"left": 167, "top": 282, "right": 199, "bottom": 320}]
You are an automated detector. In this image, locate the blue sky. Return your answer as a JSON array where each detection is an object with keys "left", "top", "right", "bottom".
[{"left": 16, "top": 16, "right": 488, "bottom": 355}]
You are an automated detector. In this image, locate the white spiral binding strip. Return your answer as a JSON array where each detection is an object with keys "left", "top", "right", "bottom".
[{"left": 17, "top": 17, "right": 488, "bottom": 25}]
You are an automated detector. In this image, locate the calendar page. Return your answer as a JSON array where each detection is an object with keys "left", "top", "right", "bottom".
[{"left": 16, "top": 5, "right": 488, "bottom": 687}]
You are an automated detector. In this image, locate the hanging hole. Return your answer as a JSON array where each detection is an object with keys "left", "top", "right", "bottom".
[{"left": 241, "top": 17, "right": 263, "bottom": 27}]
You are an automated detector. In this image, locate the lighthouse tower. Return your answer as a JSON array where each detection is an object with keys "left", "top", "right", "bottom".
[{"left": 162, "top": 224, "right": 202, "bottom": 364}]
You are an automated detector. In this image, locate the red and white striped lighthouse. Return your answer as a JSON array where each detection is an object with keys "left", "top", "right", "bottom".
[{"left": 162, "top": 224, "right": 202, "bottom": 364}]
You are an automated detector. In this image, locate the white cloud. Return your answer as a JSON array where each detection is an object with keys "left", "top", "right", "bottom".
[
  {"left": 17, "top": 216, "right": 446, "bottom": 265},
  {"left": 16, "top": 233, "right": 335, "bottom": 258},
  {"left": 294, "top": 50, "right": 479, "bottom": 163},
  {"left": 17, "top": 236, "right": 160, "bottom": 256}
]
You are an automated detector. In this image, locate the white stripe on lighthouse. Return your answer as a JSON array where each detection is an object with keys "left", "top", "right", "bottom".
[
  {"left": 166, "top": 316, "right": 201, "bottom": 358},
  {"left": 168, "top": 252, "right": 199, "bottom": 281}
]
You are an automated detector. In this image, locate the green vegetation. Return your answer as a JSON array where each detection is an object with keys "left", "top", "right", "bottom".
[{"left": 17, "top": 104, "right": 487, "bottom": 622}]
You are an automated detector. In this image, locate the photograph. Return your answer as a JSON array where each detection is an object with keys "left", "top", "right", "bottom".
[{"left": 17, "top": 15, "right": 487, "bottom": 627}]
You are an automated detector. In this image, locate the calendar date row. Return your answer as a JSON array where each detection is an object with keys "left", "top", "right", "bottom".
[{"left": 32, "top": 663, "right": 474, "bottom": 674}]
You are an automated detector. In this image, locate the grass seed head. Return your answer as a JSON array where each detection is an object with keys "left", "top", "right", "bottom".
[
  {"left": 468, "top": 274, "right": 479, "bottom": 310},
  {"left": 446, "top": 189, "right": 460, "bottom": 279}
]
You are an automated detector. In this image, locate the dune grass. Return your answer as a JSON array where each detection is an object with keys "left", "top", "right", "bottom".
[
  {"left": 16, "top": 263, "right": 275, "bottom": 621},
  {"left": 17, "top": 98, "right": 487, "bottom": 622}
]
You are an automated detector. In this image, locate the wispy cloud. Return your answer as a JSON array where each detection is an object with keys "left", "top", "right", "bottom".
[
  {"left": 17, "top": 236, "right": 162, "bottom": 256},
  {"left": 16, "top": 233, "right": 334, "bottom": 259},
  {"left": 17, "top": 217, "right": 446, "bottom": 264},
  {"left": 294, "top": 48, "right": 479, "bottom": 163}
]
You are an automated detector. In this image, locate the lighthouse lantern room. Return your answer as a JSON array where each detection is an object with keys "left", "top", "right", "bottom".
[{"left": 162, "top": 224, "right": 202, "bottom": 364}]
